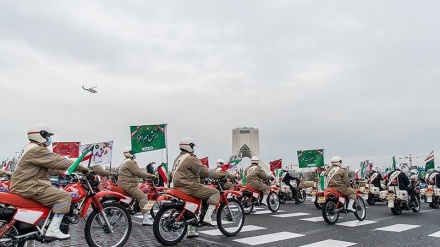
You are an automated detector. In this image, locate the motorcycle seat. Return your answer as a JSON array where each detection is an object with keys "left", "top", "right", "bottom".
[
  {"left": 165, "top": 189, "right": 201, "bottom": 203},
  {"left": 324, "top": 187, "right": 345, "bottom": 198},
  {"left": 0, "top": 192, "right": 45, "bottom": 208},
  {"left": 107, "top": 185, "right": 130, "bottom": 197},
  {"left": 242, "top": 185, "right": 260, "bottom": 194}
]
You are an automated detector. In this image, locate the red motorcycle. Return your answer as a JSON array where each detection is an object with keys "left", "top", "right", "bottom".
[
  {"left": 319, "top": 187, "right": 366, "bottom": 224},
  {"left": 0, "top": 175, "right": 10, "bottom": 192},
  {"left": 153, "top": 179, "right": 244, "bottom": 246},
  {"left": 0, "top": 173, "right": 132, "bottom": 247},
  {"left": 239, "top": 180, "right": 280, "bottom": 214},
  {"left": 102, "top": 176, "right": 167, "bottom": 218}
]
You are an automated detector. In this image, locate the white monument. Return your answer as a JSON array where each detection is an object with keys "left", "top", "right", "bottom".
[{"left": 232, "top": 127, "right": 270, "bottom": 173}]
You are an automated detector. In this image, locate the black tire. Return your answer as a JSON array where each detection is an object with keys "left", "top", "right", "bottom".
[
  {"left": 314, "top": 198, "right": 324, "bottom": 209},
  {"left": 322, "top": 200, "right": 339, "bottom": 224},
  {"left": 431, "top": 197, "right": 440, "bottom": 209},
  {"left": 240, "top": 195, "right": 254, "bottom": 215},
  {"left": 279, "top": 192, "right": 287, "bottom": 204},
  {"left": 0, "top": 219, "right": 24, "bottom": 247},
  {"left": 217, "top": 198, "right": 245, "bottom": 237},
  {"left": 150, "top": 201, "right": 160, "bottom": 219},
  {"left": 84, "top": 202, "right": 132, "bottom": 247},
  {"left": 354, "top": 197, "right": 366, "bottom": 221},
  {"left": 153, "top": 207, "right": 187, "bottom": 246},
  {"left": 412, "top": 195, "right": 421, "bottom": 212},
  {"left": 267, "top": 192, "right": 280, "bottom": 212},
  {"left": 391, "top": 201, "right": 402, "bottom": 215},
  {"left": 296, "top": 189, "right": 307, "bottom": 203},
  {"left": 367, "top": 194, "right": 376, "bottom": 205}
]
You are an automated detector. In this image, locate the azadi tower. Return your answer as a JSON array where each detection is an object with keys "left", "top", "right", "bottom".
[{"left": 232, "top": 127, "right": 270, "bottom": 174}]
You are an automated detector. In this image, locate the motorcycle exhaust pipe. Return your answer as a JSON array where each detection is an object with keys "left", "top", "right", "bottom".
[{"left": 160, "top": 201, "right": 184, "bottom": 209}]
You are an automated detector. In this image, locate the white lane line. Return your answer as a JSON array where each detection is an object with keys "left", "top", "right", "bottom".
[
  {"left": 375, "top": 224, "right": 420, "bottom": 232},
  {"left": 428, "top": 231, "right": 440, "bottom": 238},
  {"left": 199, "top": 225, "right": 266, "bottom": 236},
  {"left": 272, "top": 212, "right": 311, "bottom": 218},
  {"left": 336, "top": 220, "right": 377, "bottom": 227},
  {"left": 253, "top": 210, "right": 285, "bottom": 215},
  {"left": 233, "top": 231, "right": 305, "bottom": 245},
  {"left": 299, "top": 239, "right": 356, "bottom": 247}
]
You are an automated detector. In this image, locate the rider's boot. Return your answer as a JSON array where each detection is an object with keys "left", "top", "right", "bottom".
[
  {"left": 203, "top": 205, "right": 216, "bottom": 226},
  {"left": 187, "top": 225, "right": 199, "bottom": 238},
  {"left": 261, "top": 194, "right": 268, "bottom": 206},
  {"left": 45, "top": 214, "right": 71, "bottom": 240},
  {"left": 142, "top": 212, "right": 153, "bottom": 226},
  {"left": 346, "top": 199, "right": 355, "bottom": 212}
]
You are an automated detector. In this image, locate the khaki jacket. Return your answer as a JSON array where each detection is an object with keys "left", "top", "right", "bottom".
[
  {"left": 118, "top": 158, "right": 154, "bottom": 188},
  {"left": 10, "top": 144, "right": 76, "bottom": 196},
  {"left": 244, "top": 164, "right": 273, "bottom": 188},
  {"left": 325, "top": 165, "right": 350, "bottom": 190},
  {"left": 172, "top": 152, "right": 225, "bottom": 194},
  {"left": 91, "top": 165, "right": 115, "bottom": 177}
]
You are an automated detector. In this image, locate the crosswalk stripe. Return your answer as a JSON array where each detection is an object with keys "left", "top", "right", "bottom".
[
  {"left": 272, "top": 212, "right": 311, "bottom": 218},
  {"left": 428, "top": 231, "right": 440, "bottom": 238},
  {"left": 375, "top": 224, "right": 420, "bottom": 232},
  {"left": 300, "top": 216, "right": 324, "bottom": 222},
  {"left": 233, "top": 231, "right": 305, "bottom": 245},
  {"left": 199, "top": 225, "right": 266, "bottom": 236},
  {"left": 335, "top": 220, "right": 377, "bottom": 227},
  {"left": 253, "top": 210, "right": 285, "bottom": 215},
  {"left": 299, "top": 239, "right": 356, "bottom": 247}
]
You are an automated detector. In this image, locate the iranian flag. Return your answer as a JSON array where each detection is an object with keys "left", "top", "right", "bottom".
[
  {"left": 158, "top": 163, "right": 168, "bottom": 184},
  {"left": 199, "top": 157, "right": 209, "bottom": 168},
  {"left": 273, "top": 168, "right": 285, "bottom": 181},
  {"left": 64, "top": 145, "right": 94, "bottom": 175},
  {"left": 425, "top": 150, "right": 435, "bottom": 171}
]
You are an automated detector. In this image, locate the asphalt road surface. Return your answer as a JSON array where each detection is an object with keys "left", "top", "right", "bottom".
[{"left": 35, "top": 197, "right": 440, "bottom": 247}]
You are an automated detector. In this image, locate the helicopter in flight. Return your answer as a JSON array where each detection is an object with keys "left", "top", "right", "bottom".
[{"left": 82, "top": 85, "right": 98, "bottom": 93}]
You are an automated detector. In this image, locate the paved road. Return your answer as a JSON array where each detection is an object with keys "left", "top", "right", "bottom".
[{"left": 35, "top": 197, "right": 440, "bottom": 246}]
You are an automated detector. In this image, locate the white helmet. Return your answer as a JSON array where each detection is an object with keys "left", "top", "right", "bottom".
[
  {"left": 410, "top": 169, "right": 418, "bottom": 175},
  {"left": 396, "top": 163, "right": 405, "bottom": 171},
  {"left": 216, "top": 159, "right": 225, "bottom": 166},
  {"left": 324, "top": 163, "right": 331, "bottom": 170},
  {"left": 27, "top": 123, "right": 54, "bottom": 144},
  {"left": 123, "top": 146, "right": 134, "bottom": 158},
  {"left": 179, "top": 137, "right": 196, "bottom": 153},
  {"left": 372, "top": 166, "right": 379, "bottom": 172},
  {"left": 330, "top": 156, "right": 342, "bottom": 166},
  {"left": 250, "top": 156, "right": 259, "bottom": 165},
  {"left": 434, "top": 165, "right": 440, "bottom": 172}
]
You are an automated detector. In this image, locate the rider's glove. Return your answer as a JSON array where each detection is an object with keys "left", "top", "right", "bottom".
[
  {"left": 150, "top": 175, "right": 158, "bottom": 179},
  {"left": 79, "top": 166, "right": 90, "bottom": 176}
]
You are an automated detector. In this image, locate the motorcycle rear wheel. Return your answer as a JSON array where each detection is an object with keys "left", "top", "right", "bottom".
[
  {"left": 150, "top": 201, "right": 160, "bottom": 219},
  {"left": 84, "top": 202, "right": 132, "bottom": 247},
  {"left": 366, "top": 194, "right": 376, "bottom": 205},
  {"left": 296, "top": 189, "right": 307, "bottom": 203},
  {"left": 240, "top": 195, "right": 254, "bottom": 215},
  {"left": 0, "top": 219, "right": 25, "bottom": 247},
  {"left": 391, "top": 200, "right": 402, "bottom": 215},
  {"left": 314, "top": 197, "right": 324, "bottom": 209},
  {"left": 412, "top": 194, "right": 421, "bottom": 212},
  {"left": 429, "top": 197, "right": 439, "bottom": 209},
  {"left": 267, "top": 192, "right": 280, "bottom": 212},
  {"left": 322, "top": 200, "right": 339, "bottom": 224},
  {"left": 153, "top": 207, "right": 188, "bottom": 246},
  {"left": 354, "top": 197, "right": 366, "bottom": 221},
  {"left": 217, "top": 198, "right": 245, "bottom": 236},
  {"left": 278, "top": 192, "right": 287, "bottom": 204}
]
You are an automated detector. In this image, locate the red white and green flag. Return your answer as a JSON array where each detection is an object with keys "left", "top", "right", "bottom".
[
  {"left": 425, "top": 150, "right": 435, "bottom": 171},
  {"left": 64, "top": 145, "right": 94, "bottom": 175},
  {"left": 79, "top": 141, "right": 113, "bottom": 167},
  {"left": 158, "top": 163, "right": 168, "bottom": 184},
  {"left": 200, "top": 157, "right": 209, "bottom": 168}
]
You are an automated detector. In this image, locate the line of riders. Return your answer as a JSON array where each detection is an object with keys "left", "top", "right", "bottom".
[{"left": 1, "top": 124, "right": 440, "bottom": 245}]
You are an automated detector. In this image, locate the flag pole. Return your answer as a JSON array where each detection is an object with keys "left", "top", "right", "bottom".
[
  {"left": 87, "top": 145, "right": 94, "bottom": 168},
  {"left": 165, "top": 123, "right": 169, "bottom": 187}
]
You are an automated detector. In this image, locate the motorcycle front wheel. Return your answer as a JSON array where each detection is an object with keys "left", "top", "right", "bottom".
[
  {"left": 217, "top": 198, "right": 245, "bottom": 236},
  {"left": 322, "top": 200, "right": 339, "bottom": 224},
  {"left": 354, "top": 197, "right": 366, "bottom": 221},
  {"left": 296, "top": 189, "right": 307, "bottom": 203},
  {"left": 267, "top": 192, "right": 280, "bottom": 212},
  {"left": 153, "top": 207, "right": 187, "bottom": 246},
  {"left": 84, "top": 202, "right": 132, "bottom": 247},
  {"left": 240, "top": 195, "right": 254, "bottom": 215}
]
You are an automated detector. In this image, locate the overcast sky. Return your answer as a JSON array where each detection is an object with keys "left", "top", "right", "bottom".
[{"left": 1, "top": 1, "right": 439, "bottom": 171}]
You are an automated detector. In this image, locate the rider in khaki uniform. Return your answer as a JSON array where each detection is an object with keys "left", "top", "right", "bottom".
[
  {"left": 244, "top": 156, "right": 275, "bottom": 206},
  {"left": 173, "top": 137, "right": 232, "bottom": 238},
  {"left": 214, "top": 159, "right": 234, "bottom": 190},
  {"left": 118, "top": 146, "right": 157, "bottom": 226},
  {"left": 10, "top": 123, "right": 89, "bottom": 241},
  {"left": 325, "top": 156, "right": 356, "bottom": 211}
]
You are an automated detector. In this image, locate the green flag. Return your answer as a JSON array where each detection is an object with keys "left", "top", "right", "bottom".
[
  {"left": 297, "top": 149, "right": 324, "bottom": 168},
  {"left": 240, "top": 168, "right": 246, "bottom": 184},
  {"left": 425, "top": 150, "right": 435, "bottom": 171},
  {"left": 64, "top": 145, "right": 93, "bottom": 175},
  {"left": 130, "top": 124, "right": 166, "bottom": 153},
  {"left": 392, "top": 156, "right": 396, "bottom": 171}
]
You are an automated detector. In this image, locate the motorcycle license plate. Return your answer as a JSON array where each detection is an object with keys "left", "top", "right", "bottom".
[
  {"left": 317, "top": 196, "right": 326, "bottom": 203},
  {"left": 388, "top": 196, "right": 395, "bottom": 200}
]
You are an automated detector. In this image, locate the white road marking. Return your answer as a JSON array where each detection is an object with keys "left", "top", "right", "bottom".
[
  {"left": 253, "top": 210, "right": 285, "bottom": 215},
  {"left": 233, "top": 231, "right": 305, "bottom": 245},
  {"left": 428, "top": 231, "right": 440, "bottom": 238},
  {"left": 299, "top": 239, "right": 356, "bottom": 247},
  {"left": 374, "top": 224, "right": 420, "bottom": 232},
  {"left": 199, "top": 225, "right": 266, "bottom": 236},
  {"left": 272, "top": 212, "right": 311, "bottom": 218},
  {"left": 335, "top": 220, "right": 377, "bottom": 227},
  {"left": 300, "top": 216, "right": 324, "bottom": 222}
]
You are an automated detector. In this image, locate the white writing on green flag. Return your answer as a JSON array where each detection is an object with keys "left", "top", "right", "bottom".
[
  {"left": 130, "top": 124, "right": 166, "bottom": 153},
  {"left": 297, "top": 149, "right": 324, "bottom": 168}
]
